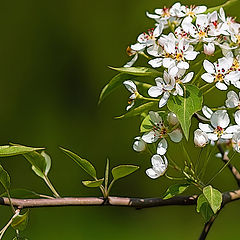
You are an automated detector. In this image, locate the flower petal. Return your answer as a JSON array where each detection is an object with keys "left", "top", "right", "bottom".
[{"left": 157, "top": 138, "right": 168, "bottom": 155}]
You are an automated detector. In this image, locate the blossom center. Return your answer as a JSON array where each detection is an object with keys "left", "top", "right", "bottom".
[
  {"left": 162, "top": 7, "right": 170, "bottom": 17},
  {"left": 198, "top": 30, "right": 207, "bottom": 39},
  {"left": 175, "top": 53, "right": 184, "bottom": 61},
  {"left": 214, "top": 126, "right": 224, "bottom": 137},
  {"left": 215, "top": 73, "right": 224, "bottom": 82}
]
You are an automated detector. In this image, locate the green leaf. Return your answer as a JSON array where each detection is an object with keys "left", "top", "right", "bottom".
[
  {"left": 203, "top": 185, "right": 222, "bottom": 214},
  {"left": 167, "top": 84, "right": 203, "bottom": 140},
  {"left": 23, "top": 151, "right": 47, "bottom": 178},
  {"left": 0, "top": 164, "right": 10, "bottom": 191},
  {"left": 31, "top": 151, "right": 51, "bottom": 178},
  {"left": 0, "top": 145, "right": 44, "bottom": 157},
  {"left": 116, "top": 102, "right": 158, "bottom": 119},
  {"left": 112, "top": 165, "right": 139, "bottom": 181},
  {"left": 109, "top": 66, "right": 161, "bottom": 77},
  {"left": 98, "top": 73, "right": 135, "bottom": 104},
  {"left": 197, "top": 194, "right": 214, "bottom": 222},
  {"left": 11, "top": 211, "right": 29, "bottom": 231},
  {"left": 82, "top": 178, "right": 104, "bottom": 188},
  {"left": 60, "top": 147, "right": 97, "bottom": 178},
  {"left": 163, "top": 183, "right": 190, "bottom": 200}
]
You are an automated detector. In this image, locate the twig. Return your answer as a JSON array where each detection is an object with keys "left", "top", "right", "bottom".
[
  {"left": 217, "top": 144, "right": 240, "bottom": 187},
  {"left": 198, "top": 214, "right": 218, "bottom": 240}
]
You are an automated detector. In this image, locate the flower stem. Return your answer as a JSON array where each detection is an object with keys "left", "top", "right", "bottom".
[{"left": 207, "top": 152, "right": 236, "bottom": 185}]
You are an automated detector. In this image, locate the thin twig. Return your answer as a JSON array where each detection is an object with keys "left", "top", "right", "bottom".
[
  {"left": 198, "top": 214, "right": 218, "bottom": 240},
  {"left": 217, "top": 144, "right": 240, "bottom": 187}
]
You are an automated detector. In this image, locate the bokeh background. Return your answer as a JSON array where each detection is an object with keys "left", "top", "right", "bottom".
[{"left": 0, "top": 0, "right": 239, "bottom": 239}]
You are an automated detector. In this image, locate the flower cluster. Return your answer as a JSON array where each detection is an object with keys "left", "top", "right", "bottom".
[{"left": 119, "top": 2, "right": 240, "bottom": 179}]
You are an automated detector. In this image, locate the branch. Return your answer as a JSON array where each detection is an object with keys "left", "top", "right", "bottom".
[
  {"left": 0, "top": 189, "right": 239, "bottom": 209},
  {"left": 198, "top": 214, "right": 218, "bottom": 240},
  {"left": 217, "top": 144, "right": 240, "bottom": 187},
  {"left": 0, "top": 195, "right": 197, "bottom": 209}
]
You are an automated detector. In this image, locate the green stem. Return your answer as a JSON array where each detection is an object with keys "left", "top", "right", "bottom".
[
  {"left": 203, "top": 84, "right": 216, "bottom": 95},
  {"left": 138, "top": 95, "right": 159, "bottom": 102},
  {"left": 206, "top": 0, "right": 238, "bottom": 13},
  {"left": 207, "top": 152, "right": 236, "bottom": 185},
  {"left": 106, "top": 180, "right": 115, "bottom": 197},
  {"left": 139, "top": 52, "right": 152, "bottom": 60},
  {"left": 43, "top": 176, "right": 61, "bottom": 198},
  {"left": 165, "top": 174, "right": 186, "bottom": 181}
]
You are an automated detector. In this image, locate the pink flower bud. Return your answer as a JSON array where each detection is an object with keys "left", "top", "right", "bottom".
[{"left": 204, "top": 43, "right": 215, "bottom": 56}]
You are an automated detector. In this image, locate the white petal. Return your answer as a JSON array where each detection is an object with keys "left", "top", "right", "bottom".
[
  {"left": 211, "top": 110, "right": 230, "bottom": 128},
  {"left": 148, "top": 58, "right": 162, "bottom": 68},
  {"left": 133, "top": 137, "right": 146, "bottom": 152},
  {"left": 131, "top": 43, "right": 146, "bottom": 51},
  {"left": 177, "top": 61, "right": 189, "bottom": 69},
  {"left": 225, "top": 125, "right": 240, "bottom": 133},
  {"left": 157, "top": 138, "right": 168, "bottom": 155},
  {"left": 235, "top": 110, "right": 240, "bottom": 125},
  {"left": 124, "top": 54, "right": 138, "bottom": 68},
  {"left": 203, "top": 60, "right": 215, "bottom": 74},
  {"left": 159, "top": 92, "right": 170, "bottom": 108},
  {"left": 182, "top": 72, "right": 194, "bottom": 83},
  {"left": 216, "top": 82, "right": 228, "bottom": 90},
  {"left": 148, "top": 86, "right": 162, "bottom": 97},
  {"left": 207, "top": 133, "right": 218, "bottom": 141},
  {"left": 142, "top": 131, "right": 158, "bottom": 143},
  {"left": 194, "top": 6, "right": 207, "bottom": 14},
  {"left": 168, "top": 129, "right": 183, "bottom": 143},
  {"left": 163, "top": 58, "right": 175, "bottom": 68},
  {"left": 225, "top": 90, "right": 239, "bottom": 108},
  {"left": 199, "top": 123, "right": 214, "bottom": 133},
  {"left": 146, "top": 168, "right": 160, "bottom": 179},
  {"left": 201, "top": 73, "right": 214, "bottom": 83},
  {"left": 123, "top": 80, "right": 137, "bottom": 93},
  {"left": 202, "top": 106, "right": 213, "bottom": 119},
  {"left": 149, "top": 111, "right": 162, "bottom": 125},
  {"left": 221, "top": 133, "right": 233, "bottom": 139},
  {"left": 184, "top": 51, "right": 199, "bottom": 60}
]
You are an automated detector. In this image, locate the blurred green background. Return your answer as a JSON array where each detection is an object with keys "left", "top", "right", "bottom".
[{"left": 0, "top": 0, "right": 239, "bottom": 239}]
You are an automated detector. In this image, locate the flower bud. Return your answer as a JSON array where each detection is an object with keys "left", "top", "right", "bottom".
[
  {"left": 167, "top": 112, "right": 179, "bottom": 125},
  {"left": 133, "top": 137, "right": 146, "bottom": 152},
  {"left": 204, "top": 43, "right": 215, "bottom": 56},
  {"left": 194, "top": 129, "right": 209, "bottom": 147}
]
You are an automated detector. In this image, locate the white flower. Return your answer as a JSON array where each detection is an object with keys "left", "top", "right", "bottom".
[
  {"left": 208, "top": 11, "right": 229, "bottom": 37},
  {"left": 201, "top": 57, "right": 240, "bottom": 90},
  {"left": 160, "top": 34, "right": 199, "bottom": 70},
  {"left": 124, "top": 47, "right": 139, "bottom": 67},
  {"left": 146, "top": 154, "right": 168, "bottom": 179},
  {"left": 199, "top": 107, "right": 238, "bottom": 141},
  {"left": 174, "top": 71, "right": 194, "bottom": 96},
  {"left": 123, "top": 80, "right": 138, "bottom": 111},
  {"left": 194, "top": 129, "right": 209, "bottom": 147},
  {"left": 148, "top": 71, "right": 175, "bottom": 108},
  {"left": 141, "top": 111, "right": 182, "bottom": 155},
  {"left": 225, "top": 90, "right": 240, "bottom": 108},
  {"left": 204, "top": 43, "right": 215, "bottom": 55},
  {"left": 131, "top": 24, "right": 163, "bottom": 52},
  {"left": 182, "top": 15, "right": 216, "bottom": 43},
  {"left": 133, "top": 137, "right": 146, "bottom": 152},
  {"left": 181, "top": 5, "right": 207, "bottom": 18}
]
